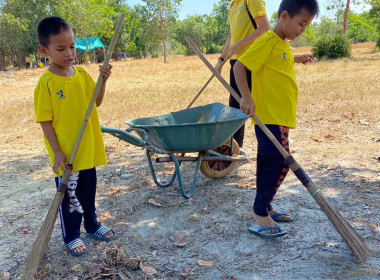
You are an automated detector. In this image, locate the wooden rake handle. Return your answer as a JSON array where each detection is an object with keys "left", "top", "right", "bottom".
[{"left": 186, "top": 58, "right": 228, "bottom": 109}]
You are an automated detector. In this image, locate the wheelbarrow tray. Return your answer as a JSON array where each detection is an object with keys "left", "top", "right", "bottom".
[{"left": 125, "top": 103, "right": 249, "bottom": 153}]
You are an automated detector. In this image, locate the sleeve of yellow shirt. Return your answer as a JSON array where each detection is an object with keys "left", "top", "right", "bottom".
[
  {"left": 238, "top": 36, "right": 270, "bottom": 74},
  {"left": 34, "top": 77, "right": 53, "bottom": 123},
  {"left": 247, "top": 0, "right": 267, "bottom": 19}
]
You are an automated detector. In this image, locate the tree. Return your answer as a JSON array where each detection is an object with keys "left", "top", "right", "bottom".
[
  {"left": 175, "top": 15, "right": 218, "bottom": 55},
  {"left": 327, "top": 0, "right": 370, "bottom": 35},
  {"left": 0, "top": 0, "right": 60, "bottom": 69},
  {"left": 141, "top": 0, "right": 182, "bottom": 63},
  {"left": 368, "top": 0, "right": 380, "bottom": 47},
  {"left": 55, "top": 0, "right": 116, "bottom": 62},
  {"left": 347, "top": 11, "right": 377, "bottom": 42},
  {"left": 211, "top": 0, "right": 229, "bottom": 47}
]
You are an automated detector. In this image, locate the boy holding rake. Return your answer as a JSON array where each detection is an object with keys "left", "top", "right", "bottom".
[
  {"left": 234, "top": 0, "right": 319, "bottom": 237},
  {"left": 34, "top": 17, "right": 116, "bottom": 256}
]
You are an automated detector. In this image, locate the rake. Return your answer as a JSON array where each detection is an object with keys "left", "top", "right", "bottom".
[{"left": 185, "top": 36, "right": 370, "bottom": 262}]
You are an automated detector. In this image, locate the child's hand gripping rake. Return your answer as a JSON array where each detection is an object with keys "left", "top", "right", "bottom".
[
  {"left": 185, "top": 36, "right": 370, "bottom": 262},
  {"left": 23, "top": 14, "right": 125, "bottom": 279}
]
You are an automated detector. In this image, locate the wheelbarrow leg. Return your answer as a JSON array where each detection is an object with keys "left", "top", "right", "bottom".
[
  {"left": 146, "top": 149, "right": 177, "bottom": 187},
  {"left": 170, "top": 153, "right": 202, "bottom": 199}
]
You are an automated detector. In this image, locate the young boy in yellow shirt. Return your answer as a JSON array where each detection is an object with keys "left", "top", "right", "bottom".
[
  {"left": 34, "top": 17, "right": 116, "bottom": 255},
  {"left": 234, "top": 0, "right": 319, "bottom": 237}
]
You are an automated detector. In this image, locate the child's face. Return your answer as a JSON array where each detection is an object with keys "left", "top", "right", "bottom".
[
  {"left": 281, "top": 9, "right": 315, "bottom": 41},
  {"left": 38, "top": 29, "right": 76, "bottom": 69}
]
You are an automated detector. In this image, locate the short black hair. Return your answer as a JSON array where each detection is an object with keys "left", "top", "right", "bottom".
[
  {"left": 37, "top": 17, "right": 71, "bottom": 47},
  {"left": 278, "top": 0, "right": 319, "bottom": 18}
]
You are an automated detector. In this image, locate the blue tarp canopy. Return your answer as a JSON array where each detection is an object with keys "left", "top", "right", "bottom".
[{"left": 75, "top": 37, "right": 104, "bottom": 52}]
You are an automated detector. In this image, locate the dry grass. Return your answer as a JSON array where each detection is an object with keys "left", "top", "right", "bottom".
[{"left": 0, "top": 43, "right": 379, "bottom": 153}]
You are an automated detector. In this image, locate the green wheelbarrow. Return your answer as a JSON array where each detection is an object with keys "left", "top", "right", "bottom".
[{"left": 101, "top": 103, "right": 249, "bottom": 198}]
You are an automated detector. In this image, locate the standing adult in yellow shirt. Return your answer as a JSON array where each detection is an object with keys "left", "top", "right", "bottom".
[{"left": 216, "top": 0, "right": 270, "bottom": 148}]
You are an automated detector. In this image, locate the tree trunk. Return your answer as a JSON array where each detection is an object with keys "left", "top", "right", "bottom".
[
  {"left": 162, "top": 39, "right": 167, "bottom": 64},
  {"left": 343, "top": 0, "right": 350, "bottom": 35},
  {"left": 0, "top": 52, "right": 5, "bottom": 71},
  {"left": 158, "top": 7, "right": 167, "bottom": 63}
]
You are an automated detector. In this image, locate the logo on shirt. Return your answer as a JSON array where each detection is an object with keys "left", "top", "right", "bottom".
[
  {"left": 57, "top": 90, "right": 66, "bottom": 100},
  {"left": 282, "top": 52, "right": 287, "bottom": 60}
]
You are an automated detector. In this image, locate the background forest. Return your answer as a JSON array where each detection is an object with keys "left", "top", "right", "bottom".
[{"left": 0, "top": 0, "right": 379, "bottom": 70}]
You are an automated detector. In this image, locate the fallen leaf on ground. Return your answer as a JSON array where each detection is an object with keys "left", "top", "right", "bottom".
[
  {"left": 148, "top": 198, "right": 163, "bottom": 207},
  {"left": 269, "top": 271, "right": 276, "bottom": 276},
  {"left": 197, "top": 260, "right": 215, "bottom": 267},
  {"left": 140, "top": 262, "right": 158, "bottom": 276},
  {"left": 188, "top": 198, "right": 194, "bottom": 205},
  {"left": 179, "top": 266, "right": 194, "bottom": 277},
  {"left": 108, "top": 187, "right": 123, "bottom": 197},
  {"left": 71, "top": 264, "right": 83, "bottom": 272},
  {"left": 1, "top": 272, "right": 10, "bottom": 280},
  {"left": 169, "top": 233, "right": 187, "bottom": 247}
]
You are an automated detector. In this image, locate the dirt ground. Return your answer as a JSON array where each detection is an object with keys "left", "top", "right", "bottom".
[{"left": 0, "top": 45, "right": 379, "bottom": 280}]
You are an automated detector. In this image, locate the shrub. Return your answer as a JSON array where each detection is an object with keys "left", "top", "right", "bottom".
[{"left": 312, "top": 34, "right": 352, "bottom": 59}]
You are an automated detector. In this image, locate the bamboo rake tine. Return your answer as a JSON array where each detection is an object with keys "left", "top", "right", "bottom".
[
  {"left": 186, "top": 58, "right": 228, "bottom": 109},
  {"left": 23, "top": 15, "right": 126, "bottom": 280},
  {"left": 185, "top": 36, "right": 370, "bottom": 261}
]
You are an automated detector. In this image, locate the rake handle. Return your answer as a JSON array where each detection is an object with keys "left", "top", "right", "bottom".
[{"left": 186, "top": 58, "right": 228, "bottom": 109}]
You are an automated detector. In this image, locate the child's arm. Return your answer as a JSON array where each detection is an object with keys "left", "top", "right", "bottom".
[
  {"left": 229, "top": 16, "right": 270, "bottom": 58},
  {"left": 294, "top": 54, "right": 314, "bottom": 64},
  {"left": 96, "top": 64, "right": 113, "bottom": 107},
  {"left": 233, "top": 61, "right": 255, "bottom": 117},
  {"left": 39, "top": 121, "right": 67, "bottom": 175}
]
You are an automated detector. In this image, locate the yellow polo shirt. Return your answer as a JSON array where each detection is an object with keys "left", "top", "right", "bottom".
[
  {"left": 238, "top": 30, "right": 298, "bottom": 128},
  {"left": 34, "top": 66, "right": 107, "bottom": 176},
  {"left": 227, "top": 0, "right": 267, "bottom": 59}
]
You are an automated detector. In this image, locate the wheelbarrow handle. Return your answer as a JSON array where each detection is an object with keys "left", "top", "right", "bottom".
[{"left": 101, "top": 125, "right": 146, "bottom": 147}]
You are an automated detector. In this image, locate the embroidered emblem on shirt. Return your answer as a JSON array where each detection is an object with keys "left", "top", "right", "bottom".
[
  {"left": 57, "top": 90, "right": 66, "bottom": 100},
  {"left": 282, "top": 52, "right": 287, "bottom": 60}
]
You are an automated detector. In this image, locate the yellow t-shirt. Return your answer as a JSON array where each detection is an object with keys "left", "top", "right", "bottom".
[
  {"left": 238, "top": 30, "right": 298, "bottom": 128},
  {"left": 227, "top": 0, "right": 267, "bottom": 59},
  {"left": 34, "top": 66, "right": 107, "bottom": 176}
]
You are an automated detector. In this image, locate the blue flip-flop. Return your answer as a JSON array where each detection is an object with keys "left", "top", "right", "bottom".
[
  {"left": 86, "top": 225, "right": 117, "bottom": 242},
  {"left": 248, "top": 225, "right": 287, "bottom": 238},
  {"left": 66, "top": 238, "right": 88, "bottom": 256},
  {"left": 271, "top": 211, "right": 293, "bottom": 223}
]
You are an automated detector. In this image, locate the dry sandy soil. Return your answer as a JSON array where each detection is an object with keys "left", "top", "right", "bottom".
[{"left": 0, "top": 43, "right": 379, "bottom": 280}]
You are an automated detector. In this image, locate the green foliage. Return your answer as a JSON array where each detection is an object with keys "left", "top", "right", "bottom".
[
  {"left": 292, "top": 24, "right": 317, "bottom": 47},
  {"left": 347, "top": 11, "right": 377, "bottom": 43},
  {"left": 211, "top": 0, "right": 229, "bottom": 46},
  {"left": 369, "top": 0, "right": 380, "bottom": 48},
  {"left": 270, "top": 12, "right": 278, "bottom": 29},
  {"left": 0, "top": 0, "right": 378, "bottom": 69},
  {"left": 315, "top": 17, "right": 342, "bottom": 38},
  {"left": 0, "top": 13, "right": 30, "bottom": 68},
  {"left": 312, "top": 34, "right": 352, "bottom": 59},
  {"left": 174, "top": 15, "right": 218, "bottom": 55}
]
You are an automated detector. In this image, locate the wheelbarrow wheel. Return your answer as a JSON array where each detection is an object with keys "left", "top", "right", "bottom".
[{"left": 200, "top": 138, "right": 240, "bottom": 179}]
